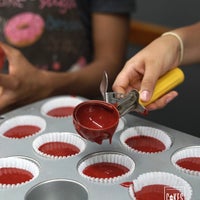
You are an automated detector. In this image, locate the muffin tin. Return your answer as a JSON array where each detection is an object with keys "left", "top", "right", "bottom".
[{"left": 0, "top": 95, "right": 199, "bottom": 200}]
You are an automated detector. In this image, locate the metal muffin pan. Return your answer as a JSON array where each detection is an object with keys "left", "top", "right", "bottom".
[{"left": 0, "top": 95, "right": 199, "bottom": 200}]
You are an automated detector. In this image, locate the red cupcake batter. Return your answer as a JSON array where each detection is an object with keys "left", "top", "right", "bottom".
[
  {"left": 83, "top": 162, "right": 129, "bottom": 178},
  {"left": 47, "top": 106, "right": 74, "bottom": 117},
  {"left": 0, "top": 167, "right": 33, "bottom": 184},
  {"left": 176, "top": 157, "right": 200, "bottom": 172},
  {"left": 39, "top": 141, "right": 80, "bottom": 157},
  {"left": 77, "top": 105, "right": 118, "bottom": 129},
  {"left": 125, "top": 135, "right": 165, "bottom": 153},
  {"left": 135, "top": 184, "right": 185, "bottom": 200},
  {"left": 120, "top": 181, "right": 133, "bottom": 188},
  {"left": 3, "top": 125, "right": 41, "bottom": 138}
]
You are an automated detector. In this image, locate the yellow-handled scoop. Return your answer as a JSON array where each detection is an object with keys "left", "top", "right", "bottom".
[
  {"left": 140, "top": 67, "right": 184, "bottom": 107},
  {"left": 104, "top": 67, "right": 184, "bottom": 116}
]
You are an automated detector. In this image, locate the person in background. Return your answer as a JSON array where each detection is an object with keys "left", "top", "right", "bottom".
[
  {"left": 0, "top": 0, "right": 135, "bottom": 113},
  {"left": 113, "top": 21, "right": 200, "bottom": 111}
]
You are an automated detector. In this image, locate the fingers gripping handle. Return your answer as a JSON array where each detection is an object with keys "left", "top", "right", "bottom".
[{"left": 140, "top": 68, "right": 185, "bottom": 107}]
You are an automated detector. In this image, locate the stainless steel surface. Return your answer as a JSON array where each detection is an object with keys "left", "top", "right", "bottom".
[
  {"left": 116, "top": 90, "right": 146, "bottom": 115},
  {"left": 25, "top": 179, "right": 88, "bottom": 200},
  {"left": 105, "top": 90, "right": 146, "bottom": 116},
  {"left": 100, "top": 71, "right": 146, "bottom": 115},
  {"left": 0, "top": 95, "right": 200, "bottom": 200},
  {"left": 100, "top": 71, "right": 108, "bottom": 102}
]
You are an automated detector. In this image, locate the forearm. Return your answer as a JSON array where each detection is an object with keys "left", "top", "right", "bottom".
[
  {"left": 40, "top": 13, "right": 130, "bottom": 99},
  {"left": 173, "top": 22, "right": 200, "bottom": 65},
  {"left": 42, "top": 58, "right": 124, "bottom": 99}
]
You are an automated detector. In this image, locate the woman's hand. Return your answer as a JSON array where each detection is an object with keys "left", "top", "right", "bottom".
[{"left": 112, "top": 35, "right": 181, "bottom": 111}]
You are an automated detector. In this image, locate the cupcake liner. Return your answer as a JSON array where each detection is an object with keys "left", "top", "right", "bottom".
[
  {"left": 0, "top": 115, "right": 46, "bottom": 139},
  {"left": 120, "top": 126, "right": 172, "bottom": 154},
  {"left": 41, "top": 96, "right": 84, "bottom": 118},
  {"left": 32, "top": 132, "right": 86, "bottom": 159},
  {"left": 129, "top": 172, "right": 192, "bottom": 200},
  {"left": 78, "top": 152, "right": 135, "bottom": 184},
  {"left": 0, "top": 157, "right": 39, "bottom": 189},
  {"left": 171, "top": 146, "right": 200, "bottom": 176}
]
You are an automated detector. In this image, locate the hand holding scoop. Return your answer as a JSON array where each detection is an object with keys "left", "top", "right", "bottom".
[{"left": 73, "top": 68, "right": 184, "bottom": 144}]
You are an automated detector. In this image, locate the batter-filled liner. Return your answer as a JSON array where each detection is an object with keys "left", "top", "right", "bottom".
[
  {"left": 120, "top": 126, "right": 172, "bottom": 154},
  {"left": 0, "top": 157, "right": 39, "bottom": 189},
  {"left": 33, "top": 132, "right": 86, "bottom": 159},
  {"left": 0, "top": 115, "right": 46, "bottom": 139},
  {"left": 129, "top": 172, "right": 192, "bottom": 200},
  {"left": 40, "top": 96, "right": 84, "bottom": 118},
  {"left": 78, "top": 152, "right": 135, "bottom": 184},
  {"left": 171, "top": 146, "right": 200, "bottom": 176}
]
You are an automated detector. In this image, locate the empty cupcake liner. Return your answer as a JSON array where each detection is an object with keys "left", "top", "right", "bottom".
[
  {"left": 78, "top": 152, "right": 135, "bottom": 184},
  {"left": 32, "top": 132, "right": 86, "bottom": 159},
  {"left": 0, "top": 157, "right": 39, "bottom": 189},
  {"left": 0, "top": 115, "right": 46, "bottom": 139},
  {"left": 129, "top": 172, "right": 192, "bottom": 200},
  {"left": 171, "top": 146, "right": 200, "bottom": 176},
  {"left": 40, "top": 96, "right": 84, "bottom": 118},
  {"left": 120, "top": 126, "right": 172, "bottom": 154}
]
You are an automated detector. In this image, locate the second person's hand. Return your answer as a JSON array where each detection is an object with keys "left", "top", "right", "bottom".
[{"left": 0, "top": 42, "right": 53, "bottom": 113}]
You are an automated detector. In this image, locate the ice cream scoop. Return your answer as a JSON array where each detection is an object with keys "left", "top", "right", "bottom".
[
  {"left": 73, "top": 100, "right": 119, "bottom": 144},
  {"left": 73, "top": 68, "right": 184, "bottom": 144}
]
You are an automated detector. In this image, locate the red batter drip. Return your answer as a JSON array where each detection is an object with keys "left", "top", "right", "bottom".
[
  {"left": 125, "top": 135, "right": 165, "bottom": 153},
  {"left": 3, "top": 125, "right": 41, "bottom": 138},
  {"left": 120, "top": 181, "right": 133, "bottom": 188},
  {"left": 83, "top": 162, "right": 129, "bottom": 178},
  {"left": 47, "top": 106, "right": 74, "bottom": 117},
  {"left": 0, "top": 167, "right": 33, "bottom": 184},
  {"left": 176, "top": 157, "right": 200, "bottom": 172},
  {"left": 134, "top": 184, "right": 185, "bottom": 200},
  {"left": 39, "top": 141, "right": 80, "bottom": 156}
]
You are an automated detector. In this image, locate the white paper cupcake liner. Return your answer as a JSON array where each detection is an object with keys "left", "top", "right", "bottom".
[
  {"left": 0, "top": 157, "right": 39, "bottom": 189},
  {"left": 33, "top": 132, "right": 86, "bottom": 159},
  {"left": 171, "top": 146, "right": 200, "bottom": 176},
  {"left": 120, "top": 126, "right": 172, "bottom": 154},
  {"left": 0, "top": 115, "right": 46, "bottom": 139},
  {"left": 40, "top": 96, "right": 84, "bottom": 118},
  {"left": 78, "top": 152, "right": 135, "bottom": 184},
  {"left": 129, "top": 172, "right": 192, "bottom": 200}
]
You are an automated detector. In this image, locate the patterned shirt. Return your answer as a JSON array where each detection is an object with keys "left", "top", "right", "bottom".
[{"left": 0, "top": 0, "right": 135, "bottom": 71}]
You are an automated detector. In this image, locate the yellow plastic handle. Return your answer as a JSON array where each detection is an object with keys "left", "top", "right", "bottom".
[{"left": 141, "top": 67, "right": 184, "bottom": 107}]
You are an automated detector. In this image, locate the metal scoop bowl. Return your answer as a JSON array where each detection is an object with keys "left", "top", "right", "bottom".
[{"left": 73, "top": 100, "right": 119, "bottom": 144}]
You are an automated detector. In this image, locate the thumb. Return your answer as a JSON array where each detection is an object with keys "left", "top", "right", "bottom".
[
  {"left": 0, "top": 42, "right": 17, "bottom": 64},
  {"left": 139, "top": 69, "right": 160, "bottom": 102}
]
